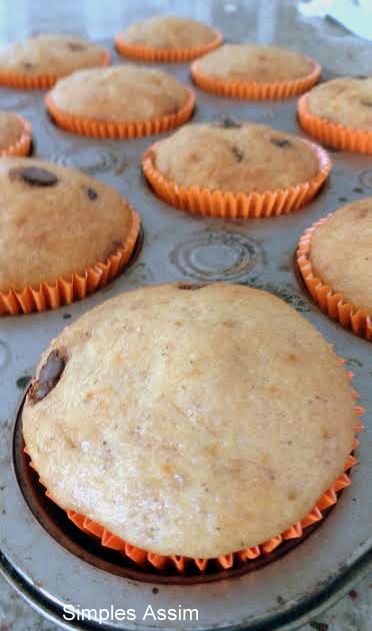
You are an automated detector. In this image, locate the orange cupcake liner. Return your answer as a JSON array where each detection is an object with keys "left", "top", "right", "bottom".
[
  {"left": 0, "top": 210, "right": 140, "bottom": 316},
  {"left": 142, "top": 139, "right": 331, "bottom": 219},
  {"left": 297, "top": 215, "right": 372, "bottom": 340},
  {"left": 27, "top": 436, "right": 361, "bottom": 573},
  {"left": 297, "top": 95, "right": 372, "bottom": 154},
  {"left": 191, "top": 58, "right": 321, "bottom": 100},
  {"left": 114, "top": 29, "right": 223, "bottom": 63},
  {"left": 0, "top": 49, "right": 111, "bottom": 90},
  {"left": 25, "top": 367, "right": 363, "bottom": 574},
  {"left": 45, "top": 88, "right": 195, "bottom": 139},
  {"left": 1, "top": 115, "right": 32, "bottom": 157}
]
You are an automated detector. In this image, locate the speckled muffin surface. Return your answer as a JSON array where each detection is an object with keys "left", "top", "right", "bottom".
[
  {"left": 154, "top": 122, "right": 320, "bottom": 193},
  {"left": 118, "top": 16, "right": 217, "bottom": 49},
  {"left": 0, "top": 34, "right": 108, "bottom": 77},
  {"left": 22, "top": 282, "right": 355, "bottom": 558},
  {"left": 0, "top": 157, "right": 134, "bottom": 292},
  {"left": 194, "top": 44, "right": 315, "bottom": 83},
  {"left": 49, "top": 65, "right": 190, "bottom": 122},
  {"left": 307, "top": 77, "right": 372, "bottom": 131},
  {"left": 0, "top": 111, "right": 26, "bottom": 150},
  {"left": 310, "top": 198, "right": 372, "bottom": 313}
]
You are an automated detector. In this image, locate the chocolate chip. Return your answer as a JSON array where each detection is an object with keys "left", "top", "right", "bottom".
[
  {"left": 86, "top": 187, "right": 98, "bottom": 200},
  {"left": 360, "top": 99, "right": 372, "bottom": 108},
  {"left": 16, "top": 375, "right": 31, "bottom": 390},
  {"left": 218, "top": 117, "right": 242, "bottom": 129},
  {"left": 356, "top": 75, "right": 367, "bottom": 79},
  {"left": 231, "top": 146, "right": 244, "bottom": 162},
  {"left": 271, "top": 138, "right": 292, "bottom": 148},
  {"left": 28, "top": 350, "right": 66, "bottom": 403},
  {"left": 178, "top": 282, "right": 209, "bottom": 290},
  {"left": 22, "top": 62, "right": 33, "bottom": 71},
  {"left": 10, "top": 166, "right": 58, "bottom": 187},
  {"left": 67, "top": 42, "right": 85, "bottom": 52}
]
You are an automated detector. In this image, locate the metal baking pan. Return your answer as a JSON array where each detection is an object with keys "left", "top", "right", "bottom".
[{"left": 0, "top": 3, "right": 371, "bottom": 630}]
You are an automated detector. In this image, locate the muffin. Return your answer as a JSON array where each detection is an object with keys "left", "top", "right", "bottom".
[
  {"left": 22, "top": 283, "right": 357, "bottom": 566},
  {"left": 0, "top": 157, "right": 140, "bottom": 316},
  {"left": 191, "top": 44, "right": 321, "bottom": 99},
  {"left": 46, "top": 65, "right": 195, "bottom": 138},
  {"left": 142, "top": 122, "right": 331, "bottom": 218},
  {"left": 0, "top": 34, "right": 110, "bottom": 90},
  {"left": 297, "top": 198, "right": 372, "bottom": 340},
  {"left": 0, "top": 111, "right": 31, "bottom": 156},
  {"left": 115, "top": 16, "right": 222, "bottom": 62},
  {"left": 298, "top": 77, "right": 372, "bottom": 153}
]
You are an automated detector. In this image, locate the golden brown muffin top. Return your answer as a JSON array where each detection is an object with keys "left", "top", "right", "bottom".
[
  {"left": 22, "top": 282, "right": 356, "bottom": 558},
  {"left": 0, "top": 111, "right": 25, "bottom": 150},
  {"left": 310, "top": 198, "right": 372, "bottom": 313},
  {"left": 0, "top": 157, "right": 134, "bottom": 292},
  {"left": 119, "top": 15, "right": 217, "bottom": 49},
  {"left": 307, "top": 77, "right": 372, "bottom": 131},
  {"left": 50, "top": 65, "right": 190, "bottom": 122},
  {"left": 0, "top": 34, "right": 108, "bottom": 77},
  {"left": 194, "top": 44, "right": 315, "bottom": 82},
  {"left": 154, "top": 122, "right": 320, "bottom": 193}
]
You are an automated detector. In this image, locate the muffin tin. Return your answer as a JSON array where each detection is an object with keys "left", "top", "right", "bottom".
[{"left": 0, "top": 23, "right": 372, "bottom": 631}]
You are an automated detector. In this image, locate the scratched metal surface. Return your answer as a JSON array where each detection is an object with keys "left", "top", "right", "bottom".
[{"left": 0, "top": 1, "right": 371, "bottom": 630}]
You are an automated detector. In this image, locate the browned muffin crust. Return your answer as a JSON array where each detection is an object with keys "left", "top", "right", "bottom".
[
  {"left": 154, "top": 122, "right": 320, "bottom": 193},
  {"left": 195, "top": 44, "right": 315, "bottom": 83},
  {"left": 0, "top": 157, "right": 134, "bottom": 292},
  {"left": 0, "top": 34, "right": 108, "bottom": 77},
  {"left": 23, "top": 283, "right": 355, "bottom": 558},
  {"left": 307, "top": 77, "right": 372, "bottom": 131},
  {"left": 119, "top": 16, "right": 217, "bottom": 50},
  {"left": 310, "top": 198, "right": 372, "bottom": 313},
  {"left": 0, "top": 111, "right": 26, "bottom": 150},
  {"left": 49, "top": 65, "right": 190, "bottom": 123}
]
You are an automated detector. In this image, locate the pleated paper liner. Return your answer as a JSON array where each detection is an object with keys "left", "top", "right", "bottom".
[
  {"left": 297, "top": 95, "right": 372, "bottom": 155},
  {"left": 297, "top": 216, "right": 372, "bottom": 341},
  {"left": 114, "top": 29, "right": 223, "bottom": 63},
  {"left": 0, "top": 49, "right": 111, "bottom": 90},
  {"left": 25, "top": 435, "right": 361, "bottom": 574},
  {"left": 45, "top": 88, "right": 196, "bottom": 139},
  {"left": 1, "top": 115, "right": 32, "bottom": 157},
  {"left": 142, "top": 140, "right": 331, "bottom": 219},
  {"left": 24, "top": 373, "right": 364, "bottom": 574},
  {"left": 0, "top": 210, "right": 140, "bottom": 316},
  {"left": 191, "top": 58, "right": 321, "bottom": 100}
]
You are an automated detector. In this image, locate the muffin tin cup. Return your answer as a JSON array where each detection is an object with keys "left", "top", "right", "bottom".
[
  {"left": 0, "top": 114, "right": 32, "bottom": 156},
  {"left": 191, "top": 58, "right": 321, "bottom": 100},
  {"left": 25, "top": 424, "right": 361, "bottom": 574},
  {"left": 114, "top": 29, "right": 223, "bottom": 62},
  {"left": 297, "top": 215, "right": 372, "bottom": 341},
  {"left": 0, "top": 49, "right": 111, "bottom": 90},
  {"left": 45, "top": 88, "right": 196, "bottom": 139},
  {"left": 142, "top": 139, "right": 332, "bottom": 219},
  {"left": 297, "top": 95, "right": 372, "bottom": 154},
  {"left": 0, "top": 210, "right": 140, "bottom": 316}
]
